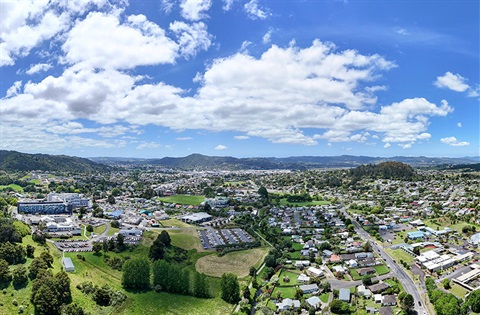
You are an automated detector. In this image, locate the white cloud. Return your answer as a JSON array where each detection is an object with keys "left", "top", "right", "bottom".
[
  {"left": 398, "top": 143, "right": 412, "bottom": 149},
  {"left": 26, "top": 63, "right": 52, "bottom": 75},
  {"left": 434, "top": 72, "right": 469, "bottom": 92},
  {"left": 62, "top": 12, "right": 179, "bottom": 70},
  {"left": 160, "top": 0, "right": 175, "bottom": 13},
  {"left": 222, "top": 0, "right": 235, "bottom": 11},
  {"left": 180, "top": 0, "right": 212, "bottom": 21},
  {"left": 214, "top": 145, "right": 228, "bottom": 150},
  {"left": 239, "top": 41, "right": 252, "bottom": 53},
  {"left": 457, "top": 122, "right": 462, "bottom": 128},
  {"left": 440, "top": 136, "right": 470, "bottom": 147},
  {"left": 170, "top": 21, "right": 213, "bottom": 58},
  {"left": 262, "top": 28, "right": 273, "bottom": 44},
  {"left": 5, "top": 81, "right": 22, "bottom": 98},
  {"left": 234, "top": 135, "right": 249, "bottom": 140},
  {"left": 244, "top": 0, "right": 268, "bottom": 20},
  {"left": 176, "top": 137, "right": 193, "bottom": 141},
  {"left": 396, "top": 28, "right": 409, "bottom": 36},
  {"left": 384, "top": 143, "right": 391, "bottom": 148},
  {"left": 137, "top": 142, "right": 161, "bottom": 149}
]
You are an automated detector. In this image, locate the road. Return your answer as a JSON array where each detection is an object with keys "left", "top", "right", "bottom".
[{"left": 341, "top": 208, "right": 429, "bottom": 315}]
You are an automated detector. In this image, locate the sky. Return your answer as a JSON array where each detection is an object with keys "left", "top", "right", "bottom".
[{"left": 0, "top": 0, "right": 479, "bottom": 159}]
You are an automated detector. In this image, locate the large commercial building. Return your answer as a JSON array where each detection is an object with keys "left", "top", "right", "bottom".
[
  {"left": 17, "top": 201, "right": 72, "bottom": 215},
  {"left": 47, "top": 193, "right": 90, "bottom": 208}
]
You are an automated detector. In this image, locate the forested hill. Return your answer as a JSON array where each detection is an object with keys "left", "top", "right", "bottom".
[
  {"left": 349, "top": 161, "right": 416, "bottom": 180},
  {"left": 0, "top": 150, "right": 109, "bottom": 172}
]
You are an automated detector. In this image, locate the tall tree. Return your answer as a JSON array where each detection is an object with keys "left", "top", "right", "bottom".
[
  {"left": 12, "top": 265, "right": 28, "bottom": 288},
  {"left": 220, "top": 273, "right": 240, "bottom": 304},
  {"left": 0, "top": 259, "right": 12, "bottom": 285},
  {"left": 158, "top": 231, "right": 171, "bottom": 247},
  {"left": 122, "top": 258, "right": 150, "bottom": 289}
]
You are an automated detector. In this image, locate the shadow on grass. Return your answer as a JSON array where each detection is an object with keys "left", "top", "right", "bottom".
[
  {"left": 123, "top": 287, "right": 152, "bottom": 294},
  {"left": 13, "top": 281, "right": 27, "bottom": 290},
  {"left": 0, "top": 280, "right": 10, "bottom": 290}
]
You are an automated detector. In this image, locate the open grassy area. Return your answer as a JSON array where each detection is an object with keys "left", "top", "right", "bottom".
[
  {"left": 107, "top": 227, "right": 120, "bottom": 236},
  {"left": 168, "top": 229, "right": 206, "bottom": 252},
  {"left": 94, "top": 224, "right": 107, "bottom": 235},
  {"left": 157, "top": 195, "right": 205, "bottom": 205},
  {"left": 424, "top": 217, "right": 480, "bottom": 234},
  {"left": 272, "top": 286, "right": 297, "bottom": 299},
  {"left": 349, "top": 268, "right": 362, "bottom": 281},
  {"left": 196, "top": 247, "right": 269, "bottom": 278},
  {"left": 385, "top": 248, "right": 415, "bottom": 265},
  {"left": 278, "top": 270, "right": 301, "bottom": 286},
  {"left": 320, "top": 292, "right": 330, "bottom": 303},
  {"left": 0, "top": 183, "right": 23, "bottom": 192},
  {"left": 278, "top": 199, "right": 330, "bottom": 207},
  {"left": 373, "top": 264, "right": 390, "bottom": 275},
  {"left": 160, "top": 218, "right": 195, "bottom": 228},
  {"left": 292, "top": 243, "right": 304, "bottom": 251},
  {"left": 449, "top": 283, "right": 468, "bottom": 299}
]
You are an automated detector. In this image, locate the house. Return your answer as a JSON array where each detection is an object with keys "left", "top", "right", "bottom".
[
  {"left": 357, "top": 267, "right": 376, "bottom": 276},
  {"left": 298, "top": 274, "right": 311, "bottom": 283},
  {"left": 374, "top": 294, "right": 383, "bottom": 304},
  {"left": 369, "top": 283, "right": 390, "bottom": 294},
  {"left": 366, "top": 306, "right": 376, "bottom": 314},
  {"left": 358, "top": 257, "right": 377, "bottom": 267},
  {"left": 407, "top": 231, "right": 425, "bottom": 240},
  {"left": 276, "top": 298, "right": 301, "bottom": 311},
  {"left": 357, "top": 285, "right": 372, "bottom": 298},
  {"left": 306, "top": 296, "right": 321, "bottom": 310},
  {"left": 323, "top": 250, "right": 334, "bottom": 257},
  {"left": 382, "top": 295, "right": 397, "bottom": 306},
  {"left": 347, "top": 259, "right": 358, "bottom": 268},
  {"left": 299, "top": 284, "right": 319, "bottom": 294},
  {"left": 330, "top": 254, "right": 341, "bottom": 263},
  {"left": 307, "top": 267, "right": 324, "bottom": 278},
  {"left": 339, "top": 288, "right": 350, "bottom": 302},
  {"left": 332, "top": 265, "right": 346, "bottom": 274},
  {"left": 62, "top": 257, "right": 75, "bottom": 272},
  {"left": 379, "top": 307, "right": 394, "bottom": 315},
  {"left": 294, "top": 260, "right": 310, "bottom": 268}
]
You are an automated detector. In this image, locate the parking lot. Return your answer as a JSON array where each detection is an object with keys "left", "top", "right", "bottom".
[
  {"left": 54, "top": 240, "right": 92, "bottom": 252},
  {"left": 199, "top": 228, "right": 254, "bottom": 249}
]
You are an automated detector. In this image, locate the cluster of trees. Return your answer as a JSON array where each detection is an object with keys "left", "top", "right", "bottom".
[
  {"left": 149, "top": 231, "right": 171, "bottom": 261},
  {"left": 330, "top": 299, "right": 353, "bottom": 314},
  {"left": 425, "top": 277, "right": 462, "bottom": 315},
  {"left": 398, "top": 292, "right": 414, "bottom": 313},
  {"left": 153, "top": 260, "right": 210, "bottom": 298},
  {"left": 0, "top": 241, "right": 26, "bottom": 265},
  {"left": 121, "top": 258, "right": 212, "bottom": 299},
  {"left": 31, "top": 270, "right": 72, "bottom": 315},
  {"left": 77, "top": 281, "right": 126, "bottom": 307},
  {"left": 220, "top": 273, "right": 240, "bottom": 304},
  {"left": 92, "top": 234, "right": 127, "bottom": 254},
  {"left": 349, "top": 161, "right": 416, "bottom": 181},
  {"left": 285, "top": 193, "right": 313, "bottom": 203}
]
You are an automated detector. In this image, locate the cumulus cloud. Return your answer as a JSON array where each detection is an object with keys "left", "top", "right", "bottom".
[
  {"left": 398, "top": 143, "right": 412, "bottom": 149},
  {"left": 1, "top": 39, "right": 454, "bottom": 150},
  {"left": 234, "top": 135, "right": 249, "bottom": 140},
  {"left": 214, "top": 145, "right": 228, "bottom": 150},
  {"left": 457, "top": 122, "right": 462, "bottom": 128},
  {"left": 170, "top": 21, "right": 212, "bottom": 58},
  {"left": 176, "top": 137, "right": 193, "bottom": 141},
  {"left": 244, "top": 0, "right": 268, "bottom": 20},
  {"left": 26, "top": 63, "right": 52, "bottom": 75},
  {"left": 222, "top": 0, "right": 235, "bottom": 11},
  {"left": 137, "top": 142, "right": 161, "bottom": 149},
  {"left": 384, "top": 143, "right": 391, "bottom": 148},
  {"left": 262, "top": 28, "right": 273, "bottom": 44},
  {"left": 434, "top": 72, "right": 478, "bottom": 97},
  {"left": 440, "top": 136, "right": 470, "bottom": 147},
  {"left": 180, "top": 0, "right": 212, "bottom": 21}
]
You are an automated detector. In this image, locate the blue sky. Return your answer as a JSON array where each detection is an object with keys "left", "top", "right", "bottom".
[{"left": 0, "top": 0, "right": 478, "bottom": 158}]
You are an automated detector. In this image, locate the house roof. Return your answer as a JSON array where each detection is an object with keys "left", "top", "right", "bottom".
[
  {"left": 306, "top": 296, "right": 321, "bottom": 306},
  {"left": 379, "top": 307, "right": 394, "bottom": 315},
  {"left": 368, "top": 283, "right": 390, "bottom": 293},
  {"left": 339, "top": 288, "right": 350, "bottom": 301},
  {"left": 383, "top": 295, "right": 397, "bottom": 305}
]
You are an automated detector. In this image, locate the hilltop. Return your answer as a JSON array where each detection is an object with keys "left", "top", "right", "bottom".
[{"left": 0, "top": 150, "right": 109, "bottom": 173}]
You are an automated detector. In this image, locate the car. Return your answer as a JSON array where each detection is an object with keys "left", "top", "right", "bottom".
[{"left": 418, "top": 301, "right": 422, "bottom": 306}]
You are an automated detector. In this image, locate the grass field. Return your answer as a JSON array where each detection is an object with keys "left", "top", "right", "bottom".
[
  {"left": 272, "top": 286, "right": 297, "bottom": 299},
  {"left": 94, "top": 224, "right": 107, "bottom": 235},
  {"left": 157, "top": 195, "right": 205, "bottom": 205},
  {"left": 320, "top": 292, "right": 330, "bottom": 303},
  {"left": 107, "top": 227, "right": 120, "bottom": 236},
  {"left": 278, "top": 270, "right": 300, "bottom": 286},
  {"left": 349, "top": 268, "right": 362, "bottom": 281},
  {"left": 292, "top": 243, "right": 304, "bottom": 251},
  {"left": 196, "top": 247, "right": 269, "bottom": 278},
  {"left": 168, "top": 229, "right": 206, "bottom": 252},
  {"left": 373, "top": 264, "right": 390, "bottom": 275},
  {"left": 424, "top": 218, "right": 479, "bottom": 234},
  {"left": 278, "top": 199, "right": 330, "bottom": 207},
  {"left": 0, "top": 183, "right": 23, "bottom": 192},
  {"left": 160, "top": 218, "right": 195, "bottom": 228},
  {"left": 449, "top": 284, "right": 468, "bottom": 299},
  {"left": 385, "top": 248, "right": 415, "bottom": 265}
]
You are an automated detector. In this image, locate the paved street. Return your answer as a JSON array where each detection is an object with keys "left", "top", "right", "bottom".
[{"left": 341, "top": 208, "right": 429, "bottom": 315}]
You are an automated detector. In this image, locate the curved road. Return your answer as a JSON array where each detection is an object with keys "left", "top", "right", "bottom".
[{"left": 341, "top": 208, "right": 429, "bottom": 315}]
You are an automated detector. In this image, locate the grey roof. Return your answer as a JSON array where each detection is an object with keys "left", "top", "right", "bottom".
[
  {"left": 339, "top": 288, "right": 350, "bottom": 302},
  {"left": 299, "top": 284, "right": 319, "bottom": 292},
  {"left": 62, "top": 257, "right": 74, "bottom": 271}
]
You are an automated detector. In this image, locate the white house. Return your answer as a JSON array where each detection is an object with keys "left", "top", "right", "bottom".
[
  {"left": 62, "top": 257, "right": 75, "bottom": 272},
  {"left": 307, "top": 267, "right": 324, "bottom": 278},
  {"left": 298, "top": 274, "right": 311, "bottom": 283}
]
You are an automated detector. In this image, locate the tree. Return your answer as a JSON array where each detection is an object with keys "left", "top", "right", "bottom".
[
  {"left": 92, "top": 242, "right": 103, "bottom": 254},
  {"left": 107, "top": 194, "right": 116, "bottom": 205},
  {"left": 39, "top": 251, "right": 54, "bottom": 267},
  {"left": 116, "top": 233, "right": 125, "bottom": 251},
  {"left": 55, "top": 271, "right": 72, "bottom": 304},
  {"left": 61, "top": 303, "right": 86, "bottom": 315},
  {"left": 32, "top": 280, "right": 62, "bottom": 315},
  {"left": 26, "top": 244, "right": 35, "bottom": 258},
  {"left": 249, "top": 266, "right": 257, "bottom": 277},
  {"left": 86, "top": 225, "right": 94, "bottom": 233},
  {"left": 0, "top": 259, "right": 12, "bottom": 285},
  {"left": 330, "top": 299, "right": 351, "bottom": 314},
  {"left": 29, "top": 257, "right": 49, "bottom": 280},
  {"left": 193, "top": 272, "right": 210, "bottom": 298},
  {"left": 149, "top": 236, "right": 166, "bottom": 261},
  {"left": 32, "top": 231, "right": 46, "bottom": 244},
  {"left": 12, "top": 265, "right": 28, "bottom": 288},
  {"left": 221, "top": 273, "right": 240, "bottom": 304},
  {"left": 401, "top": 294, "right": 414, "bottom": 311},
  {"left": 295, "top": 288, "right": 304, "bottom": 300},
  {"left": 442, "top": 278, "right": 451, "bottom": 290},
  {"left": 110, "top": 220, "right": 120, "bottom": 228},
  {"left": 158, "top": 230, "right": 171, "bottom": 247},
  {"left": 258, "top": 186, "right": 269, "bottom": 200},
  {"left": 93, "top": 285, "right": 111, "bottom": 306},
  {"left": 122, "top": 258, "right": 150, "bottom": 289},
  {"left": 467, "top": 289, "right": 480, "bottom": 312},
  {"left": 362, "top": 274, "right": 374, "bottom": 286}
]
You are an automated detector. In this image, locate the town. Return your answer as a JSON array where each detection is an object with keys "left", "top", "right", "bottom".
[{"left": 0, "top": 161, "right": 479, "bottom": 315}]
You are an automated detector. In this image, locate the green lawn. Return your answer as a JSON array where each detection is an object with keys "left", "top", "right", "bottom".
[
  {"left": 385, "top": 248, "right": 415, "bottom": 265},
  {"left": 278, "top": 270, "right": 300, "bottom": 286},
  {"left": 289, "top": 251, "right": 302, "bottom": 259},
  {"left": 160, "top": 218, "right": 195, "bottom": 228},
  {"left": 157, "top": 195, "right": 205, "bottom": 205},
  {"left": 449, "top": 284, "right": 468, "bottom": 299},
  {"left": 272, "top": 286, "right": 297, "bottom": 299},
  {"left": 373, "top": 264, "right": 390, "bottom": 275},
  {"left": 320, "top": 292, "right": 330, "bottom": 303},
  {"left": 292, "top": 243, "right": 304, "bottom": 251},
  {"left": 349, "top": 268, "right": 362, "bottom": 280},
  {"left": 0, "top": 183, "right": 23, "bottom": 192},
  {"left": 107, "top": 227, "right": 120, "bottom": 236},
  {"left": 94, "top": 224, "right": 107, "bottom": 235},
  {"left": 168, "top": 229, "right": 206, "bottom": 252}
]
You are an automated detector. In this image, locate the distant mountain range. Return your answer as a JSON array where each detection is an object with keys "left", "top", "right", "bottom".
[
  {"left": 0, "top": 150, "right": 109, "bottom": 172},
  {"left": 0, "top": 150, "right": 477, "bottom": 172},
  {"left": 90, "top": 153, "right": 480, "bottom": 170}
]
